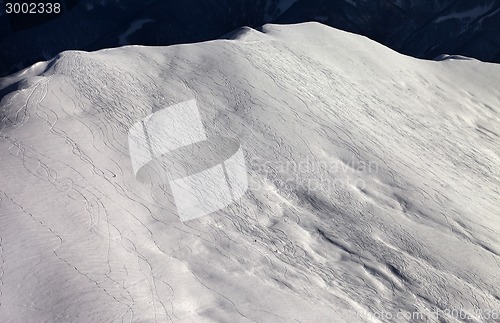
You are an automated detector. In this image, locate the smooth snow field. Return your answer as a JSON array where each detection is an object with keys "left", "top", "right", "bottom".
[{"left": 0, "top": 23, "right": 499, "bottom": 322}]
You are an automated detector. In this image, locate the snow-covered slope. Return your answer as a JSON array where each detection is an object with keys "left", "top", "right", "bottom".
[
  {"left": 0, "top": 22, "right": 499, "bottom": 322},
  {"left": 276, "top": 0, "right": 500, "bottom": 63},
  {"left": 2, "top": 0, "right": 500, "bottom": 77}
]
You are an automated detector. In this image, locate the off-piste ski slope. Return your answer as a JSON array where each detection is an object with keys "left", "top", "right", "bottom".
[{"left": 0, "top": 22, "right": 499, "bottom": 322}]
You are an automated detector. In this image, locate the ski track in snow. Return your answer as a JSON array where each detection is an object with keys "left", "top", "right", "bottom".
[{"left": 0, "top": 22, "right": 499, "bottom": 322}]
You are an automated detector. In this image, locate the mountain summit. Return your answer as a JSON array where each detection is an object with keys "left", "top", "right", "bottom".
[
  {"left": 1, "top": 0, "right": 499, "bottom": 76},
  {"left": 0, "top": 23, "right": 499, "bottom": 322}
]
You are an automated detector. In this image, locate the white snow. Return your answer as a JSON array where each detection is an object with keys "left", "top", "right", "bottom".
[{"left": 0, "top": 22, "right": 499, "bottom": 322}]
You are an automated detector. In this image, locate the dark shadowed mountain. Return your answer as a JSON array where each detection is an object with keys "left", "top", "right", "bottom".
[{"left": 1, "top": 0, "right": 499, "bottom": 76}]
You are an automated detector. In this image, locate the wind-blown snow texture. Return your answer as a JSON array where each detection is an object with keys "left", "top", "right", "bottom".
[
  {"left": 0, "top": 23, "right": 499, "bottom": 322},
  {"left": 1, "top": 0, "right": 500, "bottom": 76}
]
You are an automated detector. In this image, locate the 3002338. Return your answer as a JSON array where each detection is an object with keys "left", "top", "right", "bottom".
[{"left": 5, "top": 2, "right": 61, "bottom": 14}]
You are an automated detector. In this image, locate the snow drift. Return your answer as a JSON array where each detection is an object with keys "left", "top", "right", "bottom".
[{"left": 0, "top": 22, "right": 499, "bottom": 322}]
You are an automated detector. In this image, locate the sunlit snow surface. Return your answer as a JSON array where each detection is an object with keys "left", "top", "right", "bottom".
[{"left": 0, "top": 23, "right": 499, "bottom": 322}]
